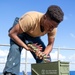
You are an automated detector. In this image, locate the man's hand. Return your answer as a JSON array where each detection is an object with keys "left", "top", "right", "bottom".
[
  {"left": 35, "top": 51, "right": 50, "bottom": 63},
  {"left": 27, "top": 43, "right": 43, "bottom": 52},
  {"left": 27, "top": 43, "right": 50, "bottom": 63}
]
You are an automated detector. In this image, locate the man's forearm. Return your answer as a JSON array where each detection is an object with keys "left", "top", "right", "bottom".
[
  {"left": 43, "top": 44, "right": 53, "bottom": 55},
  {"left": 9, "top": 33, "right": 29, "bottom": 50}
]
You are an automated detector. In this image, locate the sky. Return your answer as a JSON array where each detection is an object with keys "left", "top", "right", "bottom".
[{"left": 0, "top": 0, "right": 75, "bottom": 73}]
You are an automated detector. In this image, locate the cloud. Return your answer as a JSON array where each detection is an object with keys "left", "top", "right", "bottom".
[
  {"left": 51, "top": 51, "right": 66, "bottom": 60},
  {"left": 0, "top": 49, "right": 74, "bottom": 62},
  {"left": 69, "top": 54, "right": 75, "bottom": 62},
  {"left": 0, "top": 49, "right": 8, "bottom": 56},
  {"left": 70, "top": 33, "right": 75, "bottom": 39},
  {"left": 0, "top": 49, "right": 75, "bottom": 72},
  {"left": 0, "top": 49, "right": 9, "bottom": 62}
]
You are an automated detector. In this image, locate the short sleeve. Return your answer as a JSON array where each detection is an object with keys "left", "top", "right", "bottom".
[{"left": 19, "top": 14, "right": 34, "bottom": 32}]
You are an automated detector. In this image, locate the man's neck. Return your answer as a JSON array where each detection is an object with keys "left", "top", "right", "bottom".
[{"left": 40, "top": 25, "right": 44, "bottom": 32}]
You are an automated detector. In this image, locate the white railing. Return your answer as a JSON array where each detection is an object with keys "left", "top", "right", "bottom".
[{"left": 0, "top": 44, "right": 75, "bottom": 74}]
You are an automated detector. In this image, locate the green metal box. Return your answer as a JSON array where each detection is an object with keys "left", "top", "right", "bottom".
[{"left": 31, "top": 60, "right": 70, "bottom": 75}]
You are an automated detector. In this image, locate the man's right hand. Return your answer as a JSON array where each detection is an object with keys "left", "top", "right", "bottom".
[{"left": 27, "top": 43, "right": 43, "bottom": 52}]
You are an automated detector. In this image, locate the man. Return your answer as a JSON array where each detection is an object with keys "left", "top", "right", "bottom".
[{"left": 3, "top": 5, "right": 64, "bottom": 75}]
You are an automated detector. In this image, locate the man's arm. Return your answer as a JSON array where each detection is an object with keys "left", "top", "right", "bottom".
[
  {"left": 43, "top": 37, "right": 55, "bottom": 55},
  {"left": 43, "top": 28, "right": 57, "bottom": 55},
  {"left": 35, "top": 37, "right": 55, "bottom": 59},
  {"left": 8, "top": 23, "right": 30, "bottom": 50}
]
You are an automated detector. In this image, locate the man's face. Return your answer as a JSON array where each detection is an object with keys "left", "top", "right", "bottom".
[{"left": 41, "top": 15, "right": 58, "bottom": 33}]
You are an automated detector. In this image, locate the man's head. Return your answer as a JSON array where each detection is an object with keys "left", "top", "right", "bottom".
[
  {"left": 40, "top": 5, "right": 64, "bottom": 32},
  {"left": 46, "top": 5, "right": 64, "bottom": 23}
]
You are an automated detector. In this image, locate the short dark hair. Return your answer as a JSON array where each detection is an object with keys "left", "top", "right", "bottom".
[{"left": 46, "top": 5, "right": 64, "bottom": 23}]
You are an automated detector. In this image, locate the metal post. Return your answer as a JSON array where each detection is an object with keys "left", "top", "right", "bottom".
[
  {"left": 57, "top": 47, "right": 60, "bottom": 60},
  {"left": 24, "top": 50, "right": 27, "bottom": 75}
]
